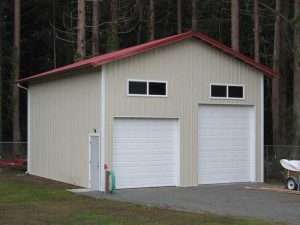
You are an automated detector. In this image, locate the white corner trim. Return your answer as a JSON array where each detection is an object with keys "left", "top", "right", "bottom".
[
  {"left": 27, "top": 89, "right": 31, "bottom": 174},
  {"left": 88, "top": 135, "right": 92, "bottom": 188},
  {"left": 260, "top": 76, "right": 264, "bottom": 182},
  {"left": 176, "top": 120, "right": 181, "bottom": 186},
  {"left": 100, "top": 67, "right": 106, "bottom": 192}
]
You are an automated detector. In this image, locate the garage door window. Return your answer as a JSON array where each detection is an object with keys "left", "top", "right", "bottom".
[{"left": 210, "top": 84, "right": 244, "bottom": 99}]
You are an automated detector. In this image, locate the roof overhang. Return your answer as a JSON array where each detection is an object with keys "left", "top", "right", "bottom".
[{"left": 17, "top": 31, "right": 278, "bottom": 85}]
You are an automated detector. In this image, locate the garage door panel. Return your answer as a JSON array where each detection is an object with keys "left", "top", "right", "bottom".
[
  {"left": 200, "top": 130, "right": 249, "bottom": 136},
  {"left": 201, "top": 176, "right": 250, "bottom": 184},
  {"left": 113, "top": 148, "right": 175, "bottom": 155},
  {"left": 113, "top": 118, "right": 179, "bottom": 189},
  {"left": 113, "top": 160, "right": 176, "bottom": 167},
  {"left": 200, "top": 120, "right": 249, "bottom": 126},
  {"left": 200, "top": 169, "right": 249, "bottom": 177},
  {"left": 113, "top": 167, "right": 176, "bottom": 176},
  {"left": 200, "top": 126, "right": 249, "bottom": 132},
  {"left": 113, "top": 150, "right": 176, "bottom": 159},
  {"left": 200, "top": 156, "right": 250, "bottom": 163},
  {"left": 200, "top": 161, "right": 250, "bottom": 169},
  {"left": 113, "top": 156, "right": 176, "bottom": 163},
  {"left": 119, "top": 178, "right": 176, "bottom": 188},
  {"left": 200, "top": 163, "right": 250, "bottom": 169},
  {"left": 114, "top": 134, "right": 176, "bottom": 139},
  {"left": 198, "top": 105, "right": 254, "bottom": 184},
  {"left": 113, "top": 143, "right": 176, "bottom": 150},
  {"left": 200, "top": 139, "right": 249, "bottom": 146}
]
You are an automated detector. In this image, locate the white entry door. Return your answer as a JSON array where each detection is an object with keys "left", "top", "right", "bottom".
[
  {"left": 113, "top": 118, "right": 179, "bottom": 189},
  {"left": 198, "top": 105, "right": 255, "bottom": 184},
  {"left": 89, "top": 134, "right": 100, "bottom": 190}
]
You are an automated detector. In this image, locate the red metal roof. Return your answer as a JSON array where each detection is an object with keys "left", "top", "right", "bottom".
[{"left": 18, "top": 31, "right": 277, "bottom": 84}]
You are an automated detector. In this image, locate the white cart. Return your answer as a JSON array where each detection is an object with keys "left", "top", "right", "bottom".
[{"left": 280, "top": 159, "right": 300, "bottom": 191}]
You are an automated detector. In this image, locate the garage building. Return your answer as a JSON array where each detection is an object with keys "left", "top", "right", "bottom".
[{"left": 18, "top": 32, "right": 277, "bottom": 191}]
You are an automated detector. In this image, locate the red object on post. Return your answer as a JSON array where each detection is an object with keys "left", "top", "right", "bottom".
[
  {"left": 0, "top": 159, "right": 27, "bottom": 169},
  {"left": 104, "top": 163, "right": 109, "bottom": 193},
  {"left": 104, "top": 163, "right": 108, "bottom": 170}
]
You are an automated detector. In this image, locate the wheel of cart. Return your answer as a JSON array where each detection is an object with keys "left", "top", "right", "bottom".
[
  {"left": 280, "top": 159, "right": 300, "bottom": 191},
  {"left": 287, "top": 177, "right": 298, "bottom": 190}
]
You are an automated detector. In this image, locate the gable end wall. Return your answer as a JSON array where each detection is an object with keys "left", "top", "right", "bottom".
[{"left": 103, "top": 39, "right": 264, "bottom": 186}]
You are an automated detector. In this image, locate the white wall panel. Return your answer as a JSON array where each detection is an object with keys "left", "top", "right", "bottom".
[{"left": 29, "top": 70, "right": 101, "bottom": 187}]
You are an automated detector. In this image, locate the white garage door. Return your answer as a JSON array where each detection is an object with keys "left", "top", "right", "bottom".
[
  {"left": 113, "top": 118, "right": 179, "bottom": 189},
  {"left": 198, "top": 105, "right": 255, "bottom": 184}
]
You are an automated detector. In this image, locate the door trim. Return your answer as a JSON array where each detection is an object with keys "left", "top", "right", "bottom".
[
  {"left": 260, "top": 76, "right": 264, "bottom": 182},
  {"left": 88, "top": 133, "right": 100, "bottom": 190},
  {"left": 249, "top": 107, "right": 256, "bottom": 182}
]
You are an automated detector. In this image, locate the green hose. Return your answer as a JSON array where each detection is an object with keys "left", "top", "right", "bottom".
[{"left": 108, "top": 171, "right": 116, "bottom": 193}]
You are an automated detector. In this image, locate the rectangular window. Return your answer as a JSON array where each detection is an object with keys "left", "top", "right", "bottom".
[
  {"left": 210, "top": 84, "right": 245, "bottom": 99},
  {"left": 128, "top": 80, "right": 147, "bottom": 95},
  {"left": 210, "top": 85, "right": 227, "bottom": 98},
  {"left": 128, "top": 80, "right": 167, "bottom": 97},
  {"left": 149, "top": 82, "right": 167, "bottom": 96},
  {"left": 228, "top": 85, "right": 244, "bottom": 98}
]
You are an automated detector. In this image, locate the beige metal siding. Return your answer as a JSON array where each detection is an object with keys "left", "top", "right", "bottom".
[
  {"left": 103, "top": 39, "right": 263, "bottom": 187},
  {"left": 29, "top": 70, "right": 100, "bottom": 187}
]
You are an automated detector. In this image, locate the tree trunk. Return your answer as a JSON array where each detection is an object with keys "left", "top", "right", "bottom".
[
  {"left": 279, "top": 1, "right": 292, "bottom": 145},
  {"left": 272, "top": 0, "right": 281, "bottom": 145},
  {"left": 107, "top": 0, "right": 119, "bottom": 51},
  {"left": 177, "top": 0, "right": 182, "bottom": 33},
  {"left": 294, "top": 0, "right": 300, "bottom": 144},
  {"left": 231, "top": 0, "right": 240, "bottom": 51},
  {"left": 192, "top": 0, "right": 197, "bottom": 31},
  {"left": 253, "top": 0, "right": 260, "bottom": 63},
  {"left": 12, "top": 0, "right": 21, "bottom": 153},
  {"left": 0, "top": 2, "right": 3, "bottom": 141},
  {"left": 52, "top": 0, "right": 57, "bottom": 68},
  {"left": 92, "top": 0, "right": 100, "bottom": 56},
  {"left": 136, "top": 0, "right": 143, "bottom": 44},
  {"left": 76, "top": 0, "right": 86, "bottom": 59},
  {"left": 149, "top": 0, "right": 155, "bottom": 40}
]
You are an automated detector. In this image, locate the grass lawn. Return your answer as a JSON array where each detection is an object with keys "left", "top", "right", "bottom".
[{"left": 0, "top": 169, "right": 286, "bottom": 225}]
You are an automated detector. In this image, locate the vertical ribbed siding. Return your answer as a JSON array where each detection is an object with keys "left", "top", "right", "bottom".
[
  {"left": 104, "top": 39, "right": 263, "bottom": 187},
  {"left": 29, "top": 70, "right": 101, "bottom": 187}
]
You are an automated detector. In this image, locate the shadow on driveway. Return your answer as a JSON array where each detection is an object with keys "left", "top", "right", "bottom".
[{"left": 76, "top": 183, "right": 300, "bottom": 225}]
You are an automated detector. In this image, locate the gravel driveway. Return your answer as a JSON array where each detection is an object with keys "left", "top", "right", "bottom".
[{"left": 79, "top": 183, "right": 300, "bottom": 225}]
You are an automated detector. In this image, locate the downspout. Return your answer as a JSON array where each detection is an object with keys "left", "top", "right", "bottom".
[{"left": 17, "top": 83, "right": 28, "bottom": 91}]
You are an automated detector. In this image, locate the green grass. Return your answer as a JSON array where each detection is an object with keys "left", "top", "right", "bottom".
[{"left": 0, "top": 170, "right": 286, "bottom": 225}]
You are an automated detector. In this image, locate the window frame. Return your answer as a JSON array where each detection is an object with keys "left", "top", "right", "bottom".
[
  {"left": 227, "top": 84, "right": 245, "bottom": 100},
  {"left": 127, "top": 79, "right": 148, "bottom": 96},
  {"left": 209, "top": 83, "right": 245, "bottom": 100},
  {"left": 209, "top": 83, "right": 228, "bottom": 99},
  {"left": 127, "top": 79, "right": 168, "bottom": 97},
  {"left": 148, "top": 80, "right": 168, "bottom": 97}
]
